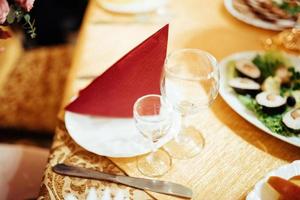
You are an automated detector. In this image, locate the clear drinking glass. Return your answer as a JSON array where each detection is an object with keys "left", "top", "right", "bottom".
[
  {"left": 133, "top": 94, "right": 172, "bottom": 177},
  {"left": 161, "top": 49, "right": 219, "bottom": 159}
]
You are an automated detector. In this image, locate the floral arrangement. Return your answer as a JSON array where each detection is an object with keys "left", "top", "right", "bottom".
[{"left": 0, "top": 0, "right": 35, "bottom": 39}]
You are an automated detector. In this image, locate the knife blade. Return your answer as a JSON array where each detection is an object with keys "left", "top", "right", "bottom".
[{"left": 53, "top": 163, "right": 192, "bottom": 199}]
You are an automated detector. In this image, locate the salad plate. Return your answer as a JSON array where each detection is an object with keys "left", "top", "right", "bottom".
[{"left": 219, "top": 51, "right": 300, "bottom": 147}]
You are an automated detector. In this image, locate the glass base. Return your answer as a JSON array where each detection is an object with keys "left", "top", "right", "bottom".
[
  {"left": 164, "top": 126, "right": 204, "bottom": 160},
  {"left": 137, "top": 149, "right": 171, "bottom": 177}
]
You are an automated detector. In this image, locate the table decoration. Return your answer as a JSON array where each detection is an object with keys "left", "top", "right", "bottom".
[
  {"left": 264, "top": 17, "right": 300, "bottom": 53},
  {"left": 65, "top": 187, "right": 127, "bottom": 200},
  {"left": 0, "top": 0, "right": 36, "bottom": 39},
  {"left": 219, "top": 51, "right": 300, "bottom": 147}
]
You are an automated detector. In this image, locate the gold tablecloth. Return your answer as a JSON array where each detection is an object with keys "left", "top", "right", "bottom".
[{"left": 38, "top": 0, "right": 300, "bottom": 199}]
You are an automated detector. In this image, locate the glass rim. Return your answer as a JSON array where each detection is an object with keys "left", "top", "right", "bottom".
[
  {"left": 164, "top": 48, "right": 218, "bottom": 81},
  {"left": 133, "top": 94, "right": 164, "bottom": 122}
]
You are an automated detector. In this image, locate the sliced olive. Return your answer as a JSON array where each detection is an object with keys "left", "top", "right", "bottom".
[{"left": 287, "top": 96, "right": 296, "bottom": 107}]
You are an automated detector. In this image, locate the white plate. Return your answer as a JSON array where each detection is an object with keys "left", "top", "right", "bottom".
[
  {"left": 224, "top": 0, "right": 294, "bottom": 31},
  {"left": 65, "top": 111, "right": 180, "bottom": 158},
  {"left": 247, "top": 160, "right": 300, "bottom": 200},
  {"left": 0, "top": 144, "right": 49, "bottom": 200},
  {"left": 219, "top": 51, "right": 300, "bottom": 147},
  {"left": 97, "top": 0, "right": 168, "bottom": 14}
]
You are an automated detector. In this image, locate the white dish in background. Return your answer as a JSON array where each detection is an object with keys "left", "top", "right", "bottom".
[
  {"left": 0, "top": 144, "right": 49, "bottom": 200},
  {"left": 247, "top": 160, "right": 300, "bottom": 200},
  {"left": 219, "top": 51, "right": 300, "bottom": 147},
  {"left": 224, "top": 0, "right": 294, "bottom": 31},
  {"left": 65, "top": 111, "right": 180, "bottom": 158},
  {"left": 97, "top": 0, "right": 168, "bottom": 14}
]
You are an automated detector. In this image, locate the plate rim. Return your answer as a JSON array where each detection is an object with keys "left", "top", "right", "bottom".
[
  {"left": 65, "top": 111, "right": 178, "bottom": 158},
  {"left": 246, "top": 160, "right": 300, "bottom": 200},
  {"left": 224, "top": 0, "right": 286, "bottom": 31},
  {"left": 219, "top": 50, "right": 300, "bottom": 148},
  {"left": 96, "top": 0, "right": 168, "bottom": 14}
]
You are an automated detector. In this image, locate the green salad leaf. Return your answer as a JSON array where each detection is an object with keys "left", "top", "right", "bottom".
[
  {"left": 252, "top": 51, "right": 290, "bottom": 80},
  {"left": 289, "top": 67, "right": 300, "bottom": 90},
  {"left": 229, "top": 50, "right": 298, "bottom": 137},
  {"left": 237, "top": 95, "right": 294, "bottom": 137},
  {"left": 278, "top": 2, "right": 300, "bottom": 16}
]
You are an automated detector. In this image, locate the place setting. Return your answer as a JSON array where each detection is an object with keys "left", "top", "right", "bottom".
[
  {"left": 51, "top": 24, "right": 220, "bottom": 199},
  {"left": 3, "top": 0, "right": 300, "bottom": 199},
  {"left": 54, "top": 23, "right": 300, "bottom": 200}
]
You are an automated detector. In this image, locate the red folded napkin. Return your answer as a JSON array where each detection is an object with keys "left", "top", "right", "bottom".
[{"left": 65, "top": 25, "right": 169, "bottom": 118}]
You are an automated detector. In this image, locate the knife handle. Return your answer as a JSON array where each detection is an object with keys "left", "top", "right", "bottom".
[{"left": 53, "top": 163, "right": 117, "bottom": 182}]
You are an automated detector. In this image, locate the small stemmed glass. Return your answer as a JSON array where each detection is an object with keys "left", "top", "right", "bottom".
[{"left": 133, "top": 94, "right": 173, "bottom": 177}]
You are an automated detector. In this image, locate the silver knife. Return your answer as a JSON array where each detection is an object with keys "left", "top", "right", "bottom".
[{"left": 53, "top": 163, "right": 192, "bottom": 199}]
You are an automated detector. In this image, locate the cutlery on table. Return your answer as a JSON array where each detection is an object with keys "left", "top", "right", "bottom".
[{"left": 53, "top": 163, "right": 193, "bottom": 199}]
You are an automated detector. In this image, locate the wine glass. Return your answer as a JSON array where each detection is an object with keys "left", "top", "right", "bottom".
[
  {"left": 133, "top": 94, "right": 172, "bottom": 177},
  {"left": 161, "top": 49, "right": 219, "bottom": 159}
]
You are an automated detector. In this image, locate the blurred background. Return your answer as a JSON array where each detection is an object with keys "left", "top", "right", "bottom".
[
  {"left": 0, "top": 0, "right": 88, "bottom": 148},
  {"left": 26, "top": 0, "right": 87, "bottom": 47}
]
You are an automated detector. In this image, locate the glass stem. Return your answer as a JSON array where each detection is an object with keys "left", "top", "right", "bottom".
[
  {"left": 148, "top": 137, "right": 157, "bottom": 162},
  {"left": 175, "top": 113, "right": 187, "bottom": 142},
  {"left": 150, "top": 137, "right": 157, "bottom": 153}
]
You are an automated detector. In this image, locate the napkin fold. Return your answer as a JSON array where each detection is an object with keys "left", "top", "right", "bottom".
[{"left": 66, "top": 24, "right": 169, "bottom": 117}]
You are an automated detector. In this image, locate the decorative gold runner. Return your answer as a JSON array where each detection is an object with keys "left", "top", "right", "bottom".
[{"left": 38, "top": 122, "right": 153, "bottom": 200}]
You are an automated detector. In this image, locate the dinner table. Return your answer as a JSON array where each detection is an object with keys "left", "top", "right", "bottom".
[{"left": 37, "top": 0, "right": 300, "bottom": 199}]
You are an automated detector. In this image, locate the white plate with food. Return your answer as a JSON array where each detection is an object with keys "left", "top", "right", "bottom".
[
  {"left": 247, "top": 160, "right": 300, "bottom": 200},
  {"left": 219, "top": 51, "right": 300, "bottom": 147},
  {"left": 65, "top": 111, "right": 180, "bottom": 158},
  {"left": 0, "top": 144, "right": 49, "bottom": 200},
  {"left": 224, "top": 0, "right": 297, "bottom": 31}
]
